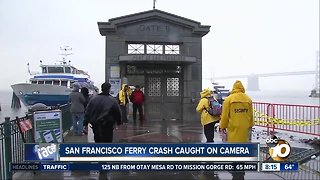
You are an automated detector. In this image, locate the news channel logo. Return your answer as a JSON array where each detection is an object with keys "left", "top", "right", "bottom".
[
  {"left": 25, "top": 143, "right": 58, "bottom": 161},
  {"left": 266, "top": 135, "right": 291, "bottom": 161}
]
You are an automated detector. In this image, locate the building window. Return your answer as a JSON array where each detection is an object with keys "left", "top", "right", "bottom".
[
  {"left": 165, "top": 45, "right": 180, "bottom": 54},
  {"left": 147, "top": 44, "right": 163, "bottom": 54},
  {"left": 127, "top": 43, "right": 180, "bottom": 55},
  {"left": 128, "top": 44, "right": 144, "bottom": 54}
]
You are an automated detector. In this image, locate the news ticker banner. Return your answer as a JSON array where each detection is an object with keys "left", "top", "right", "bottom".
[
  {"left": 262, "top": 162, "right": 299, "bottom": 171},
  {"left": 24, "top": 143, "right": 259, "bottom": 162},
  {"left": 11, "top": 162, "right": 259, "bottom": 171}
]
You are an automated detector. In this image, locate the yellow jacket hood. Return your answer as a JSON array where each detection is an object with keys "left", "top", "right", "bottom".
[
  {"left": 231, "top": 80, "right": 245, "bottom": 94},
  {"left": 121, "top": 84, "right": 127, "bottom": 91},
  {"left": 200, "top": 88, "right": 212, "bottom": 98},
  {"left": 219, "top": 80, "right": 254, "bottom": 143}
]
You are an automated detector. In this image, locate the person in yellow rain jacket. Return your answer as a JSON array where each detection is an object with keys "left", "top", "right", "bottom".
[
  {"left": 219, "top": 80, "right": 254, "bottom": 180},
  {"left": 219, "top": 80, "right": 254, "bottom": 142},
  {"left": 196, "top": 88, "right": 221, "bottom": 142},
  {"left": 117, "top": 84, "right": 131, "bottom": 124}
]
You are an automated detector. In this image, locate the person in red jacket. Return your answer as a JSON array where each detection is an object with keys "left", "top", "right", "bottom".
[{"left": 130, "top": 85, "right": 145, "bottom": 123}]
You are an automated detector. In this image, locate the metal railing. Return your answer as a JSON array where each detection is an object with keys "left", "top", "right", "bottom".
[
  {"left": 0, "top": 104, "right": 72, "bottom": 180},
  {"left": 255, "top": 102, "right": 320, "bottom": 180},
  {"left": 253, "top": 102, "right": 320, "bottom": 136}
]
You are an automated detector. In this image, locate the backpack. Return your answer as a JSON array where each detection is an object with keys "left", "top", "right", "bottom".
[{"left": 206, "top": 97, "right": 222, "bottom": 116}]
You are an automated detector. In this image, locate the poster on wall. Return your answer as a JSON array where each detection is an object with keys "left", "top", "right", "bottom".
[
  {"left": 109, "top": 78, "right": 121, "bottom": 97},
  {"left": 33, "top": 110, "right": 62, "bottom": 143},
  {"left": 110, "top": 65, "right": 120, "bottom": 78}
]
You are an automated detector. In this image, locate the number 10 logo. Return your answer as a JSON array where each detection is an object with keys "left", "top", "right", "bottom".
[{"left": 266, "top": 136, "right": 291, "bottom": 161}]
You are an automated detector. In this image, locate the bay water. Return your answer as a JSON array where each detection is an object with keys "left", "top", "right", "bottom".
[{"left": 0, "top": 90, "right": 319, "bottom": 123}]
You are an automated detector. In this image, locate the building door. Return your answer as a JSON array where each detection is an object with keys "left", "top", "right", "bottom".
[{"left": 145, "top": 74, "right": 181, "bottom": 120}]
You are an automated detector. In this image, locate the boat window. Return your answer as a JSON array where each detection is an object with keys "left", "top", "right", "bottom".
[
  {"left": 61, "top": 81, "right": 68, "bottom": 87},
  {"left": 65, "top": 67, "right": 71, "bottom": 73},
  {"left": 70, "top": 81, "right": 78, "bottom": 88},
  {"left": 48, "top": 67, "right": 64, "bottom": 73},
  {"left": 72, "top": 69, "right": 78, "bottom": 74},
  {"left": 45, "top": 81, "right": 53, "bottom": 85},
  {"left": 31, "top": 81, "right": 37, "bottom": 84},
  {"left": 42, "top": 67, "right": 47, "bottom": 73},
  {"left": 53, "top": 80, "right": 60, "bottom": 85},
  {"left": 38, "top": 81, "right": 44, "bottom": 84}
]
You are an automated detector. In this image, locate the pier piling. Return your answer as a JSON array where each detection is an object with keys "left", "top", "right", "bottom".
[{"left": 11, "top": 92, "right": 21, "bottom": 109}]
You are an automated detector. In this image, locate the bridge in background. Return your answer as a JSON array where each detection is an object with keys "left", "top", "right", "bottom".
[{"left": 214, "top": 70, "right": 318, "bottom": 91}]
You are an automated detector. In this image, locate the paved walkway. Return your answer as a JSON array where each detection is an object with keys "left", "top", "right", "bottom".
[{"left": 13, "top": 120, "right": 285, "bottom": 180}]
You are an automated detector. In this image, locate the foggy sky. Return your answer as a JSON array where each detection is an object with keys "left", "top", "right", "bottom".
[{"left": 0, "top": 0, "right": 319, "bottom": 91}]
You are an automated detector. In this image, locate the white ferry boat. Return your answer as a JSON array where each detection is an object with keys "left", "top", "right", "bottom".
[{"left": 11, "top": 46, "right": 97, "bottom": 108}]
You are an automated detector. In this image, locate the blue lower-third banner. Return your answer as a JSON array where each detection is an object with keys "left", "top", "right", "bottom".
[
  {"left": 24, "top": 143, "right": 259, "bottom": 162},
  {"left": 58, "top": 143, "right": 259, "bottom": 162},
  {"left": 11, "top": 162, "right": 259, "bottom": 171}
]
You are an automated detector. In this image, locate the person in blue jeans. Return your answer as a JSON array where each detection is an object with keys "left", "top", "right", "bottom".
[{"left": 69, "top": 84, "right": 86, "bottom": 135}]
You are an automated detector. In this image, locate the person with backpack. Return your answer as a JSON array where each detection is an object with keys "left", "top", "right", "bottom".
[
  {"left": 130, "top": 85, "right": 145, "bottom": 123},
  {"left": 219, "top": 80, "right": 254, "bottom": 180},
  {"left": 117, "top": 84, "right": 130, "bottom": 124},
  {"left": 196, "top": 88, "right": 221, "bottom": 142}
]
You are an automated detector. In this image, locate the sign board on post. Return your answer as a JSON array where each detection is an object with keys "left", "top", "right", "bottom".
[
  {"left": 33, "top": 110, "right": 62, "bottom": 143},
  {"left": 109, "top": 78, "right": 121, "bottom": 97}
]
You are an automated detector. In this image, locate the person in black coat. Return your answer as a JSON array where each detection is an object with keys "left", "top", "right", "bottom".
[{"left": 84, "top": 82, "right": 122, "bottom": 142}]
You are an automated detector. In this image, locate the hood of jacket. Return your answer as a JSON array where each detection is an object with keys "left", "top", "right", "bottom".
[
  {"left": 121, "top": 84, "right": 127, "bottom": 91},
  {"left": 200, "top": 88, "right": 212, "bottom": 98},
  {"left": 231, "top": 80, "right": 245, "bottom": 94}
]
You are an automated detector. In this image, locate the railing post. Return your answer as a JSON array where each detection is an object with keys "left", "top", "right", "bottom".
[
  {"left": 271, "top": 105, "right": 275, "bottom": 134},
  {"left": 4, "top": 117, "right": 12, "bottom": 179},
  {"left": 266, "top": 104, "right": 271, "bottom": 136},
  {"left": 267, "top": 104, "right": 275, "bottom": 136}
]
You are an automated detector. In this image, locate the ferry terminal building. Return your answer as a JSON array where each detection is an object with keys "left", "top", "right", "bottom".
[{"left": 98, "top": 9, "right": 210, "bottom": 121}]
